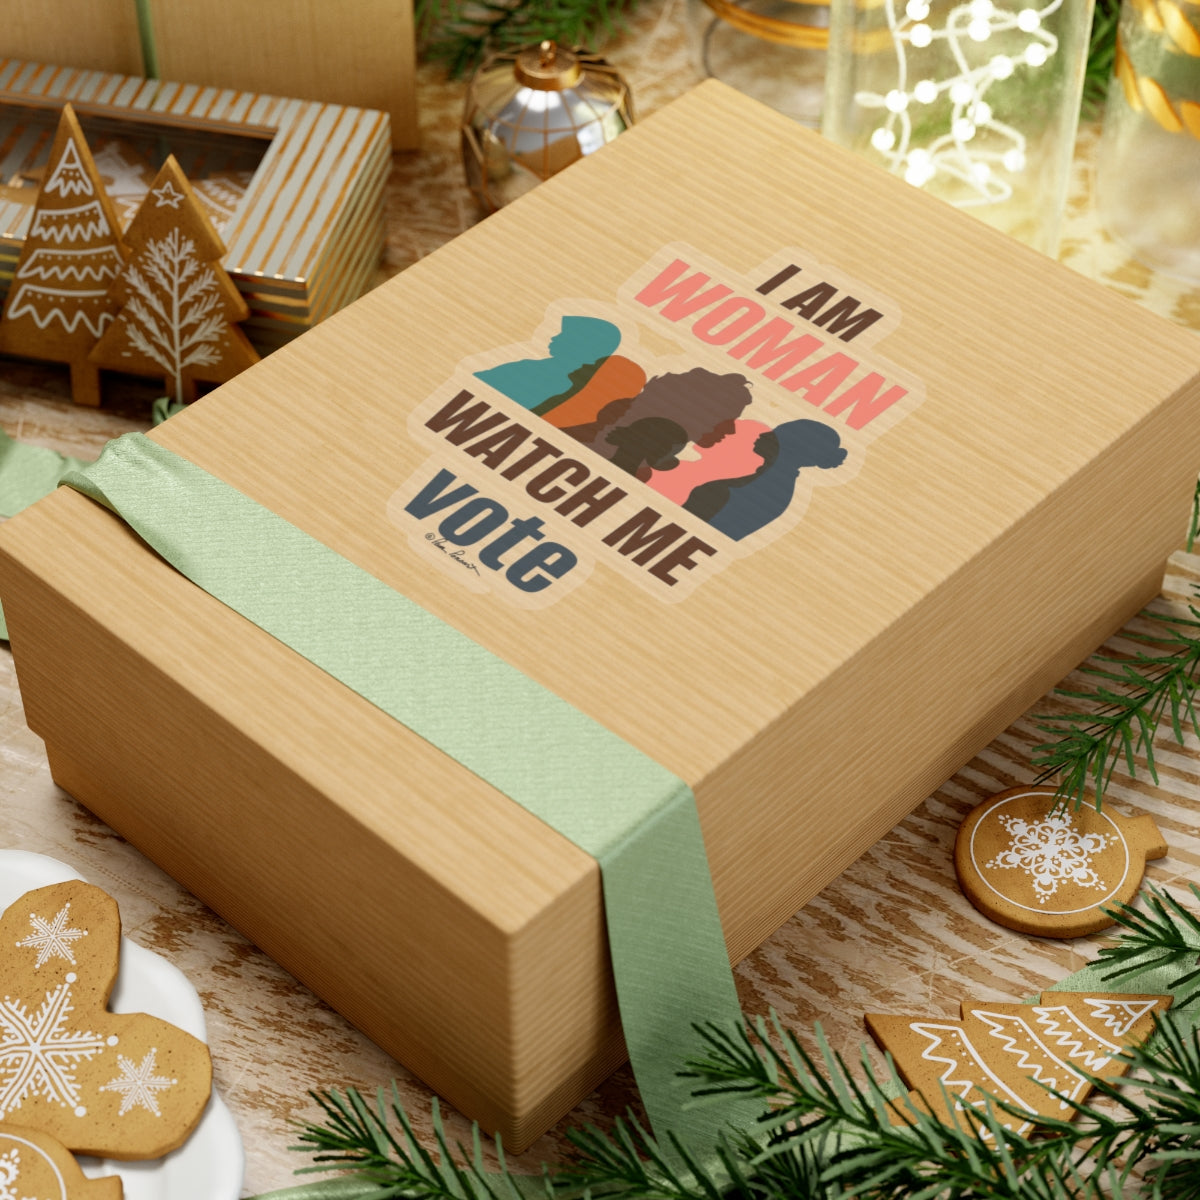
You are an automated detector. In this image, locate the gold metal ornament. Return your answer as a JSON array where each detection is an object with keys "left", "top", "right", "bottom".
[{"left": 461, "top": 41, "right": 633, "bottom": 213}]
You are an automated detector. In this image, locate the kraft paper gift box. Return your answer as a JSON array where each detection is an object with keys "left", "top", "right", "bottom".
[
  {"left": 0, "top": 0, "right": 418, "bottom": 149},
  {"left": 1, "top": 80, "right": 1200, "bottom": 1149}
]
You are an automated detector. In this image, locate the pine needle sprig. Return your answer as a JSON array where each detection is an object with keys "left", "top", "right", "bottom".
[
  {"left": 287, "top": 1084, "right": 538, "bottom": 1200},
  {"left": 415, "top": 0, "right": 644, "bottom": 77},
  {"left": 1089, "top": 1011, "right": 1200, "bottom": 1198},
  {"left": 1188, "top": 477, "right": 1200, "bottom": 555},
  {"left": 1093, "top": 885, "right": 1200, "bottom": 1008},
  {"left": 554, "top": 1115, "right": 782, "bottom": 1200},
  {"left": 262, "top": 886, "right": 1200, "bottom": 1200},
  {"left": 682, "top": 1017, "right": 1083, "bottom": 1199},
  {"left": 1081, "top": 0, "right": 1122, "bottom": 115},
  {"left": 1031, "top": 607, "right": 1200, "bottom": 810}
]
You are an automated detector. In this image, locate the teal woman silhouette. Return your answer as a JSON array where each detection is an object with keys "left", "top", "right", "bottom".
[
  {"left": 474, "top": 316, "right": 621, "bottom": 411},
  {"left": 684, "top": 419, "right": 847, "bottom": 541}
]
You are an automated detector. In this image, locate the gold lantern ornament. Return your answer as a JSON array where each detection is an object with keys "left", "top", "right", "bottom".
[{"left": 462, "top": 41, "right": 634, "bottom": 212}]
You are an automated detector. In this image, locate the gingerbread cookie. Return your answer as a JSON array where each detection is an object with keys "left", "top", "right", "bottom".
[
  {"left": 0, "top": 881, "right": 212, "bottom": 1160},
  {"left": 0, "top": 1124, "right": 121, "bottom": 1199},
  {"left": 954, "top": 786, "right": 1167, "bottom": 937},
  {"left": 867, "top": 990, "right": 1171, "bottom": 1136}
]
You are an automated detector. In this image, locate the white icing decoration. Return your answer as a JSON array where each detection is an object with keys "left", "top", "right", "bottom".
[
  {"left": 16, "top": 904, "right": 87, "bottom": 969},
  {"left": 984, "top": 812, "right": 1112, "bottom": 903},
  {"left": 0, "top": 982, "right": 108, "bottom": 1118},
  {"left": 99, "top": 1047, "right": 176, "bottom": 1117}
]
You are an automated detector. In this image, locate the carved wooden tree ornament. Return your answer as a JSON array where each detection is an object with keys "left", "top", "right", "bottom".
[
  {"left": 88, "top": 154, "right": 259, "bottom": 406},
  {"left": 0, "top": 104, "right": 126, "bottom": 407}
]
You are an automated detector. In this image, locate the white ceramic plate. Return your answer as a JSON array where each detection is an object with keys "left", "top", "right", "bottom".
[{"left": 0, "top": 850, "right": 245, "bottom": 1199}]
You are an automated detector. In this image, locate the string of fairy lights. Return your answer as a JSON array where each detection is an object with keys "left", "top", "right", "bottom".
[{"left": 855, "top": 0, "right": 1064, "bottom": 203}]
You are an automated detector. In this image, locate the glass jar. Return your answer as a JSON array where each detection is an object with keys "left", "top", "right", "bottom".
[
  {"left": 686, "top": 0, "right": 830, "bottom": 127},
  {"left": 822, "top": 0, "right": 1094, "bottom": 254},
  {"left": 1095, "top": 0, "right": 1200, "bottom": 283}
]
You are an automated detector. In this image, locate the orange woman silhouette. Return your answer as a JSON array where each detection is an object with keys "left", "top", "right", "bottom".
[{"left": 537, "top": 354, "right": 647, "bottom": 428}]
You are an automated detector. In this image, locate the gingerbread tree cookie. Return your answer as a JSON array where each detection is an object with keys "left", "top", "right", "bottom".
[
  {"left": 867, "top": 991, "right": 1171, "bottom": 1137},
  {"left": 87, "top": 155, "right": 259, "bottom": 407},
  {"left": 955, "top": 786, "right": 1168, "bottom": 937},
  {"left": 0, "top": 881, "right": 211, "bottom": 1160},
  {"left": 0, "top": 105, "right": 127, "bottom": 407},
  {"left": 0, "top": 1125, "right": 121, "bottom": 1199}
]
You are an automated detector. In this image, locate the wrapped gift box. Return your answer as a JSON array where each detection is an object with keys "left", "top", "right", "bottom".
[
  {"left": 1, "top": 81, "right": 1199, "bottom": 1149},
  {"left": 0, "top": 0, "right": 417, "bottom": 149}
]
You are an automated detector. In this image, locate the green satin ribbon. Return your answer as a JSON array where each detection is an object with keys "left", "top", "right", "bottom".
[
  {"left": 134, "top": 0, "right": 160, "bottom": 78},
  {"left": 60, "top": 432, "right": 757, "bottom": 1158}
]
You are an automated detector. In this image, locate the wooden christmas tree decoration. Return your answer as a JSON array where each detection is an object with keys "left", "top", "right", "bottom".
[
  {"left": 867, "top": 991, "right": 1172, "bottom": 1137},
  {"left": 0, "top": 104, "right": 127, "bottom": 407},
  {"left": 88, "top": 155, "right": 259, "bottom": 407}
]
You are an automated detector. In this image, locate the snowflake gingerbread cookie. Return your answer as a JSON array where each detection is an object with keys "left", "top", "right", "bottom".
[
  {"left": 0, "top": 881, "right": 211, "bottom": 1160},
  {"left": 954, "top": 786, "right": 1167, "bottom": 937},
  {"left": 0, "top": 1124, "right": 121, "bottom": 1200}
]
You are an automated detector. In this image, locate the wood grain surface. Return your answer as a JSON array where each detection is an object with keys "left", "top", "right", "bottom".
[{"left": 0, "top": 1, "right": 1198, "bottom": 1193}]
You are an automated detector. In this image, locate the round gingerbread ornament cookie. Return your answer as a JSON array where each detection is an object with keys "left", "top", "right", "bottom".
[
  {"left": 954, "top": 786, "right": 1168, "bottom": 937},
  {"left": 0, "top": 1125, "right": 121, "bottom": 1200}
]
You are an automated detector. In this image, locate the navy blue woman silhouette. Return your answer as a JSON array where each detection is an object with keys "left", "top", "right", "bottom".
[
  {"left": 474, "top": 316, "right": 621, "bottom": 410},
  {"left": 683, "top": 419, "right": 847, "bottom": 541}
]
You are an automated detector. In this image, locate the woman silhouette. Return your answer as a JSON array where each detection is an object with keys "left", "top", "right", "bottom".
[
  {"left": 537, "top": 354, "right": 647, "bottom": 427},
  {"left": 646, "top": 419, "right": 772, "bottom": 506},
  {"left": 684, "top": 419, "right": 847, "bottom": 541},
  {"left": 564, "top": 368, "right": 754, "bottom": 458},
  {"left": 474, "top": 316, "right": 621, "bottom": 410},
  {"left": 605, "top": 417, "right": 689, "bottom": 481}
]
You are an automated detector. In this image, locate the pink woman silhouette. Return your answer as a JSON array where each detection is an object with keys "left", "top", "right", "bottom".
[{"left": 645, "top": 420, "right": 773, "bottom": 507}]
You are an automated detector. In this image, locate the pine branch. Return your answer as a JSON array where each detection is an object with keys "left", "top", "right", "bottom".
[
  {"left": 288, "top": 1085, "right": 536, "bottom": 1200},
  {"left": 259, "top": 888, "right": 1200, "bottom": 1200},
  {"left": 1030, "top": 607, "right": 1200, "bottom": 810},
  {"left": 1085, "top": 1011, "right": 1200, "bottom": 1198},
  {"left": 1188, "top": 477, "right": 1200, "bottom": 555},
  {"left": 1082, "top": 0, "right": 1122, "bottom": 116},
  {"left": 416, "top": 0, "right": 644, "bottom": 77},
  {"left": 555, "top": 1115, "right": 771, "bottom": 1200},
  {"left": 1094, "top": 885, "right": 1200, "bottom": 1008},
  {"left": 682, "top": 1018, "right": 1083, "bottom": 1200}
]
